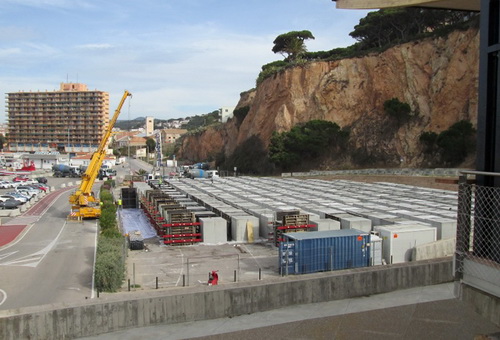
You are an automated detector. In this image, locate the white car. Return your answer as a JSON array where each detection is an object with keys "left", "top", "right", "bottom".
[
  {"left": 16, "top": 186, "right": 40, "bottom": 198},
  {"left": 0, "top": 181, "right": 15, "bottom": 188},
  {"left": 1, "top": 194, "right": 28, "bottom": 203}
]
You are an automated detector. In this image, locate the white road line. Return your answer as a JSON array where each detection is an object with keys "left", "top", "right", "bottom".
[
  {"left": 0, "top": 222, "right": 66, "bottom": 268},
  {"left": 91, "top": 220, "right": 98, "bottom": 299},
  {"left": 0, "top": 289, "right": 6, "bottom": 306},
  {"left": 175, "top": 249, "right": 185, "bottom": 287},
  {"left": 0, "top": 223, "right": 37, "bottom": 251}
]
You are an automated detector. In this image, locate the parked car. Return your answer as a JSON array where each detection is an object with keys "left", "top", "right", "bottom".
[
  {"left": 6, "top": 191, "right": 31, "bottom": 201},
  {"left": 0, "top": 199, "right": 23, "bottom": 209},
  {"left": 0, "top": 181, "right": 15, "bottom": 189},
  {"left": 16, "top": 186, "right": 40, "bottom": 198},
  {"left": 13, "top": 176, "right": 37, "bottom": 184},
  {"left": 1, "top": 194, "right": 27, "bottom": 204},
  {"left": 35, "top": 177, "right": 48, "bottom": 184},
  {"left": 30, "top": 183, "right": 48, "bottom": 192}
]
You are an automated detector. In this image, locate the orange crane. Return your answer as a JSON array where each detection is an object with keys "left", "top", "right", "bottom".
[{"left": 68, "top": 90, "right": 132, "bottom": 219}]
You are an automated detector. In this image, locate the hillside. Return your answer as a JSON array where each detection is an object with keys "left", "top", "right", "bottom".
[{"left": 178, "top": 27, "right": 479, "bottom": 171}]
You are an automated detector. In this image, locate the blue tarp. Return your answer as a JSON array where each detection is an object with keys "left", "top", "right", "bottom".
[{"left": 118, "top": 209, "right": 157, "bottom": 239}]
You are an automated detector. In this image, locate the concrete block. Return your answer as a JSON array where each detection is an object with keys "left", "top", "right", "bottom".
[
  {"left": 201, "top": 217, "right": 227, "bottom": 244},
  {"left": 412, "top": 238, "right": 456, "bottom": 261},
  {"left": 309, "top": 218, "right": 341, "bottom": 231},
  {"left": 231, "top": 215, "right": 260, "bottom": 242}
]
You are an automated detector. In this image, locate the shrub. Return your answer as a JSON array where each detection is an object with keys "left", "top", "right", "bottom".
[
  {"left": 384, "top": 98, "right": 412, "bottom": 124},
  {"left": 94, "top": 236, "right": 125, "bottom": 292},
  {"left": 419, "top": 131, "right": 438, "bottom": 153},
  {"left": 436, "top": 120, "right": 475, "bottom": 165}
]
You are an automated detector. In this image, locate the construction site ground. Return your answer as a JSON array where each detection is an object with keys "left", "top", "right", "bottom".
[{"left": 118, "top": 174, "right": 459, "bottom": 292}]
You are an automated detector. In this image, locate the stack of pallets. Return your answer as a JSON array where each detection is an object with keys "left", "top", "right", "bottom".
[
  {"left": 162, "top": 211, "right": 202, "bottom": 245},
  {"left": 274, "top": 213, "right": 314, "bottom": 246}
]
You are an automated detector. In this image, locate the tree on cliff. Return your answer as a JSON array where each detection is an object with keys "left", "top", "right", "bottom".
[
  {"left": 350, "top": 8, "right": 476, "bottom": 49},
  {"left": 272, "top": 30, "right": 315, "bottom": 61}
]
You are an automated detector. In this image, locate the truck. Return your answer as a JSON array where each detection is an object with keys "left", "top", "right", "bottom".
[
  {"left": 186, "top": 169, "right": 219, "bottom": 179},
  {"left": 52, "top": 164, "right": 79, "bottom": 178},
  {"left": 68, "top": 90, "right": 132, "bottom": 219}
]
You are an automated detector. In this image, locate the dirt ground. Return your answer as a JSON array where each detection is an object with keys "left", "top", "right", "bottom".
[{"left": 301, "top": 174, "right": 459, "bottom": 191}]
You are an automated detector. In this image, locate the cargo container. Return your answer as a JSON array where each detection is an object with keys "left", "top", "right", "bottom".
[{"left": 279, "top": 229, "right": 371, "bottom": 275}]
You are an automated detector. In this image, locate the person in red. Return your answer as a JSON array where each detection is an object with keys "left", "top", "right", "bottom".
[{"left": 208, "top": 270, "right": 218, "bottom": 285}]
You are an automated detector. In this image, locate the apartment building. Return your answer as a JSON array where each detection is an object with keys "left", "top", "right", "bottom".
[{"left": 6, "top": 82, "right": 109, "bottom": 153}]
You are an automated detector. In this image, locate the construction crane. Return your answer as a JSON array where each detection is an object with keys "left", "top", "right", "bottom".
[{"left": 68, "top": 90, "right": 132, "bottom": 219}]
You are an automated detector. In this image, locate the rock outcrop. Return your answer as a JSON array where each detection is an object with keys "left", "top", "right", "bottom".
[{"left": 179, "top": 28, "right": 479, "bottom": 168}]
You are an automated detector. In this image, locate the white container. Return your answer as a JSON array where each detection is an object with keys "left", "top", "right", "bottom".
[
  {"left": 200, "top": 217, "right": 227, "bottom": 244},
  {"left": 377, "top": 224, "right": 437, "bottom": 264},
  {"left": 370, "top": 234, "right": 383, "bottom": 266},
  {"left": 231, "top": 215, "right": 260, "bottom": 242}
]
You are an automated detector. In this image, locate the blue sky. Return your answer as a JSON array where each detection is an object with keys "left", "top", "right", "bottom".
[{"left": 0, "top": 0, "right": 372, "bottom": 123}]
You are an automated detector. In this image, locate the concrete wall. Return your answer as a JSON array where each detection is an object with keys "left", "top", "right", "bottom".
[
  {"left": 456, "top": 282, "right": 500, "bottom": 327},
  {"left": 0, "top": 258, "right": 453, "bottom": 339}
]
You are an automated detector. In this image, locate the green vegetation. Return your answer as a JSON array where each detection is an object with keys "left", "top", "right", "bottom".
[
  {"left": 257, "top": 9, "right": 478, "bottom": 85},
  {"left": 269, "top": 120, "right": 349, "bottom": 171},
  {"left": 272, "top": 30, "right": 315, "bottom": 61},
  {"left": 384, "top": 98, "right": 413, "bottom": 124},
  {"left": 217, "top": 136, "right": 275, "bottom": 175},
  {"left": 181, "top": 110, "right": 221, "bottom": 131},
  {"left": 420, "top": 120, "right": 476, "bottom": 166},
  {"left": 146, "top": 137, "right": 156, "bottom": 154},
  {"left": 94, "top": 186, "right": 125, "bottom": 292},
  {"left": 233, "top": 106, "right": 250, "bottom": 127}
]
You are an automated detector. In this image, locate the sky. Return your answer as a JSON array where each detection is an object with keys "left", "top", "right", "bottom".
[{"left": 0, "top": 0, "right": 372, "bottom": 123}]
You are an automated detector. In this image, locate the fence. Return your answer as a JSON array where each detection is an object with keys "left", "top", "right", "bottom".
[
  {"left": 455, "top": 171, "right": 500, "bottom": 297},
  {"left": 123, "top": 251, "right": 276, "bottom": 291}
]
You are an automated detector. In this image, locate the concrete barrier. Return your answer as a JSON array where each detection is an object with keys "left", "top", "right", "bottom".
[{"left": 0, "top": 258, "right": 453, "bottom": 340}]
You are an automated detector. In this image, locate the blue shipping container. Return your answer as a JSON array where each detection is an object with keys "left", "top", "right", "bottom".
[{"left": 279, "top": 229, "right": 370, "bottom": 275}]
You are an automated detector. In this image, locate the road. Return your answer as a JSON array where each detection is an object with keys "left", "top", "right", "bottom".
[
  {"left": 0, "top": 177, "right": 99, "bottom": 309},
  {"left": 0, "top": 158, "right": 154, "bottom": 310}
]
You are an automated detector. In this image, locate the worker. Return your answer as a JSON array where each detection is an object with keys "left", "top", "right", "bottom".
[{"left": 117, "top": 198, "right": 122, "bottom": 210}]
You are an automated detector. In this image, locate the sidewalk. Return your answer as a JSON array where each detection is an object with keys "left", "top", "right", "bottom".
[{"left": 80, "top": 283, "right": 500, "bottom": 340}]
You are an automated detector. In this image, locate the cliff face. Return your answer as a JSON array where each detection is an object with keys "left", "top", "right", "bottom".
[{"left": 179, "top": 28, "right": 479, "bottom": 168}]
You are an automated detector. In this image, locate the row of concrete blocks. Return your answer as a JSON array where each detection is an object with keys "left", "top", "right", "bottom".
[
  {"left": 284, "top": 168, "right": 464, "bottom": 177},
  {"left": 170, "top": 177, "right": 457, "bottom": 242}
]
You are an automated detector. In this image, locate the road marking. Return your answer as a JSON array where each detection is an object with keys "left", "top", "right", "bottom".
[
  {"left": 0, "top": 222, "right": 66, "bottom": 268},
  {"left": 0, "top": 289, "right": 6, "bottom": 306},
  {"left": 0, "top": 251, "right": 19, "bottom": 261}
]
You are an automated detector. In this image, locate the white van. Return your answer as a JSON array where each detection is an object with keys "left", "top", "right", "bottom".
[{"left": 206, "top": 170, "right": 219, "bottom": 178}]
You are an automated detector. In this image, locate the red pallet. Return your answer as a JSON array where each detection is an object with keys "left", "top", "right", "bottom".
[
  {"left": 163, "top": 233, "right": 202, "bottom": 238},
  {"left": 164, "top": 238, "right": 202, "bottom": 244},
  {"left": 277, "top": 224, "right": 315, "bottom": 230},
  {"left": 162, "top": 222, "right": 201, "bottom": 227}
]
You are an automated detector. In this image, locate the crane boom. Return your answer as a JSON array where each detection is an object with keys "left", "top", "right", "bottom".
[{"left": 69, "top": 90, "right": 132, "bottom": 219}]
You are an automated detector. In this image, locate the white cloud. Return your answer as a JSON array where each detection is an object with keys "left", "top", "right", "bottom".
[{"left": 76, "top": 43, "right": 114, "bottom": 50}]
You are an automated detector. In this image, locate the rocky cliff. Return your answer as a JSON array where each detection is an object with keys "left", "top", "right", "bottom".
[{"left": 179, "top": 28, "right": 479, "bottom": 169}]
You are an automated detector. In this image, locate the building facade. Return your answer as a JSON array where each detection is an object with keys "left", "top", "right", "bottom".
[
  {"left": 145, "top": 116, "right": 154, "bottom": 136},
  {"left": 220, "top": 106, "right": 235, "bottom": 123},
  {"left": 6, "top": 82, "right": 109, "bottom": 153}
]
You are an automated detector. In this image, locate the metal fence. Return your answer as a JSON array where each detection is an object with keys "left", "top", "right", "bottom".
[{"left": 455, "top": 172, "right": 500, "bottom": 287}]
